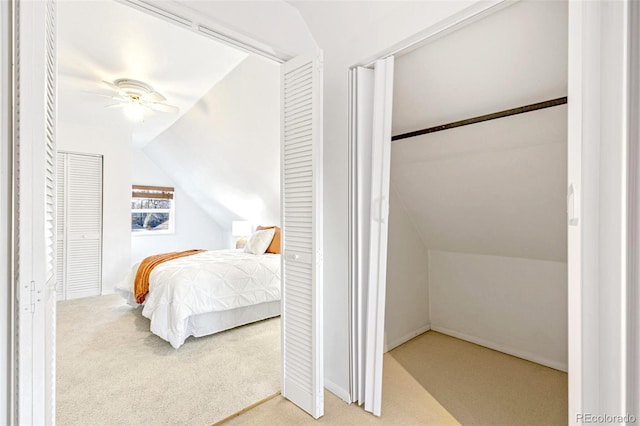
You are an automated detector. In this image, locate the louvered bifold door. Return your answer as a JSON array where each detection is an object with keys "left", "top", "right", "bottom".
[
  {"left": 65, "top": 153, "right": 103, "bottom": 299},
  {"left": 281, "top": 50, "right": 324, "bottom": 419},
  {"left": 56, "top": 153, "right": 66, "bottom": 300},
  {"left": 15, "top": 0, "right": 58, "bottom": 423},
  {"left": 43, "top": 4, "right": 57, "bottom": 422}
]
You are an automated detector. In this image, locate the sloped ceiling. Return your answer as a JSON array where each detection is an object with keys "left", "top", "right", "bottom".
[
  {"left": 57, "top": 0, "right": 304, "bottom": 234},
  {"left": 287, "top": 1, "right": 409, "bottom": 48},
  {"left": 391, "top": 0, "right": 568, "bottom": 262},
  {"left": 393, "top": 0, "right": 568, "bottom": 136},
  {"left": 392, "top": 106, "right": 567, "bottom": 262},
  {"left": 143, "top": 55, "right": 281, "bottom": 228},
  {"left": 58, "top": 0, "right": 247, "bottom": 145}
]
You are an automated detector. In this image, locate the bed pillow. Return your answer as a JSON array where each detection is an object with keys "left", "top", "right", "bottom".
[
  {"left": 244, "top": 227, "right": 276, "bottom": 255},
  {"left": 256, "top": 225, "right": 281, "bottom": 254}
]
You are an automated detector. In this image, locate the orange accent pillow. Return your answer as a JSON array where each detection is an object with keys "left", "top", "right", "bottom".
[{"left": 256, "top": 225, "right": 281, "bottom": 254}]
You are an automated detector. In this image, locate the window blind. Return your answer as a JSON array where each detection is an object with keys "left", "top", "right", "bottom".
[{"left": 132, "top": 185, "right": 175, "bottom": 200}]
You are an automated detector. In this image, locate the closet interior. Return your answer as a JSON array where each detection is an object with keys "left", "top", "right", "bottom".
[{"left": 384, "top": 0, "right": 569, "bottom": 420}]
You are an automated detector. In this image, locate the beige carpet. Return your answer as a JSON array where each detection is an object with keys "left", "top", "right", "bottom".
[
  {"left": 228, "top": 331, "right": 567, "bottom": 425},
  {"left": 56, "top": 294, "right": 280, "bottom": 426},
  {"left": 226, "top": 355, "right": 459, "bottom": 426},
  {"left": 391, "top": 331, "right": 567, "bottom": 425}
]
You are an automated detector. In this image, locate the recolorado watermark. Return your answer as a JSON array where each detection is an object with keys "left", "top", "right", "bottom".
[{"left": 577, "top": 413, "right": 637, "bottom": 424}]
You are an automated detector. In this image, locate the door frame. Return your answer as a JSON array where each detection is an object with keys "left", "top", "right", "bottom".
[
  {"left": 627, "top": 0, "right": 640, "bottom": 416},
  {"left": 9, "top": 0, "right": 320, "bottom": 422},
  {"left": 348, "top": 0, "right": 638, "bottom": 421},
  {"left": 1, "top": 1, "right": 13, "bottom": 424}
]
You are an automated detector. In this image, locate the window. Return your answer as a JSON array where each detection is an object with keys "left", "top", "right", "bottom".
[{"left": 131, "top": 185, "right": 175, "bottom": 234}]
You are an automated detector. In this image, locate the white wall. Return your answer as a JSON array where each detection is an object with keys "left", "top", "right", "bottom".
[
  {"left": 429, "top": 250, "right": 568, "bottom": 371},
  {"left": 58, "top": 121, "right": 132, "bottom": 294},
  {"left": 143, "top": 54, "right": 280, "bottom": 231},
  {"left": 131, "top": 148, "right": 226, "bottom": 263},
  {"left": 390, "top": 106, "right": 568, "bottom": 263},
  {"left": 384, "top": 187, "right": 430, "bottom": 351}
]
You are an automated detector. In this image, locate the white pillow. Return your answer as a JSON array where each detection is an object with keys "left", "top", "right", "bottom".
[{"left": 244, "top": 228, "right": 276, "bottom": 255}]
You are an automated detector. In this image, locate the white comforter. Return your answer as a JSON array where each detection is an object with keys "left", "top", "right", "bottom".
[{"left": 117, "top": 249, "right": 281, "bottom": 348}]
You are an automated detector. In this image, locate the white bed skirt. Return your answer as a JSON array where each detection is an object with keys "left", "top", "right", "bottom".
[
  {"left": 188, "top": 301, "right": 281, "bottom": 339},
  {"left": 116, "top": 286, "right": 281, "bottom": 345}
]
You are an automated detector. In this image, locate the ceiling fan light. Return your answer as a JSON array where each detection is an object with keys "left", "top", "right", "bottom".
[
  {"left": 101, "top": 79, "right": 176, "bottom": 121},
  {"left": 124, "top": 98, "right": 145, "bottom": 122}
]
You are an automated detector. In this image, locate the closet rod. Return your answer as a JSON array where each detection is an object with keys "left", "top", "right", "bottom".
[{"left": 391, "top": 96, "right": 567, "bottom": 141}]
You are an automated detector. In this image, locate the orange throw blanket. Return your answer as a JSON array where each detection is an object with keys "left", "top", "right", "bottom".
[{"left": 134, "top": 249, "right": 205, "bottom": 304}]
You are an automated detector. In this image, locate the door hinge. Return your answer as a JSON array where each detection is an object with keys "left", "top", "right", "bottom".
[{"left": 30, "top": 280, "right": 36, "bottom": 314}]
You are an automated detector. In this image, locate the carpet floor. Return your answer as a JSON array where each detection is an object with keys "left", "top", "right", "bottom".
[
  {"left": 390, "top": 331, "right": 567, "bottom": 425},
  {"left": 56, "top": 294, "right": 280, "bottom": 426},
  {"left": 228, "top": 331, "right": 567, "bottom": 425}
]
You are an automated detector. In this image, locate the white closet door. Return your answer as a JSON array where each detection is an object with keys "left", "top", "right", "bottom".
[
  {"left": 281, "top": 50, "right": 324, "bottom": 419},
  {"left": 567, "top": 0, "right": 585, "bottom": 418},
  {"left": 64, "top": 153, "right": 103, "bottom": 299},
  {"left": 351, "top": 66, "right": 375, "bottom": 405},
  {"left": 350, "top": 57, "right": 394, "bottom": 416},
  {"left": 56, "top": 153, "right": 66, "bottom": 300},
  {"left": 15, "top": 0, "right": 57, "bottom": 423},
  {"left": 364, "top": 56, "right": 394, "bottom": 416}
]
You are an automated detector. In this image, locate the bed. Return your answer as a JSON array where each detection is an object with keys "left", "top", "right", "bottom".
[{"left": 116, "top": 249, "right": 281, "bottom": 349}]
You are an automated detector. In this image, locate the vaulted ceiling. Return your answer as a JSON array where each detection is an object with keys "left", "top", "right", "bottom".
[
  {"left": 143, "top": 55, "right": 281, "bottom": 228},
  {"left": 58, "top": 0, "right": 283, "bottom": 232},
  {"left": 390, "top": 0, "right": 568, "bottom": 262},
  {"left": 58, "top": 0, "right": 247, "bottom": 145}
]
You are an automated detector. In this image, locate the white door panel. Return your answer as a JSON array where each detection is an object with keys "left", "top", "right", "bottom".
[
  {"left": 350, "top": 57, "right": 394, "bottom": 417},
  {"left": 281, "top": 50, "right": 324, "bottom": 419},
  {"left": 351, "top": 66, "right": 374, "bottom": 405},
  {"left": 59, "top": 152, "right": 103, "bottom": 300},
  {"left": 364, "top": 57, "right": 394, "bottom": 416}
]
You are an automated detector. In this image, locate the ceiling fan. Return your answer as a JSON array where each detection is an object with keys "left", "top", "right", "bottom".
[{"left": 99, "top": 78, "right": 179, "bottom": 121}]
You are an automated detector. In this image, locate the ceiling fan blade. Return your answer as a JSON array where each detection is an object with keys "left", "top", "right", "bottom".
[
  {"left": 102, "top": 80, "right": 129, "bottom": 97},
  {"left": 143, "top": 91, "right": 166, "bottom": 102},
  {"left": 88, "top": 92, "right": 127, "bottom": 101},
  {"left": 148, "top": 103, "right": 179, "bottom": 113},
  {"left": 102, "top": 80, "right": 120, "bottom": 90},
  {"left": 104, "top": 103, "right": 125, "bottom": 109}
]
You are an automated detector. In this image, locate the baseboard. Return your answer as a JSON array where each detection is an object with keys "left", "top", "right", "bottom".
[
  {"left": 384, "top": 324, "right": 431, "bottom": 353},
  {"left": 101, "top": 287, "right": 115, "bottom": 296},
  {"left": 324, "top": 379, "right": 351, "bottom": 404},
  {"left": 430, "top": 325, "right": 568, "bottom": 372}
]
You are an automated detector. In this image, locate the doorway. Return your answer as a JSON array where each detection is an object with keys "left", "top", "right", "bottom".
[
  {"left": 54, "top": 1, "right": 281, "bottom": 424},
  {"left": 11, "top": 0, "right": 324, "bottom": 423},
  {"left": 349, "top": 0, "right": 571, "bottom": 421},
  {"left": 383, "top": 1, "right": 570, "bottom": 419}
]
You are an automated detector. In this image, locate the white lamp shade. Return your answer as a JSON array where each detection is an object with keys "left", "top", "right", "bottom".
[{"left": 232, "top": 221, "right": 252, "bottom": 237}]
